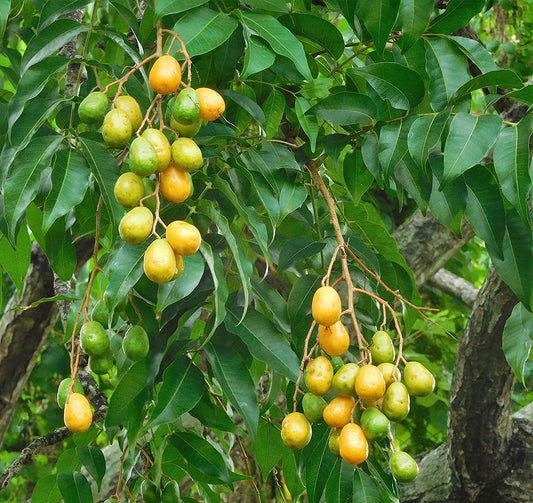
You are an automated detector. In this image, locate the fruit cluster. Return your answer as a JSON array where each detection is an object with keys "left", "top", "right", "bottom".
[{"left": 282, "top": 285, "right": 436, "bottom": 483}]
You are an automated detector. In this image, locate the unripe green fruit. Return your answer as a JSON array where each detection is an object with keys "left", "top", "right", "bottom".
[
  {"left": 114, "top": 172, "right": 145, "bottom": 207},
  {"left": 78, "top": 92, "right": 108, "bottom": 123},
  {"left": 332, "top": 363, "right": 359, "bottom": 396},
  {"left": 142, "top": 128, "right": 171, "bottom": 173},
  {"left": 171, "top": 115, "right": 202, "bottom": 138},
  {"left": 80, "top": 321, "right": 110, "bottom": 357},
  {"left": 390, "top": 451, "right": 419, "bottom": 482},
  {"left": 129, "top": 136, "right": 159, "bottom": 176},
  {"left": 329, "top": 428, "right": 342, "bottom": 457},
  {"left": 172, "top": 87, "right": 200, "bottom": 125},
  {"left": 89, "top": 353, "right": 114, "bottom": 375},
  {"left": 122, "top": 325, "right": 149, "bottom": 361},
  {"left": 370, "top": 331, "right": 395, "bottom": 365},
  {"left": 302, "top": 392, "right": 327, "bottom": 423},
  {"left": 360, "top": 406, "right": 390, "bottom": 441},
  {"left": 382, "top": 382, "right": 410, "bottom": 421}
]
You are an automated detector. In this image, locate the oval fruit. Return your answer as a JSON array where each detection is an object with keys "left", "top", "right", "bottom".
[
  {"left": 123, "top": 325, "right": 150, "bottom": 361},
  {"left": 323, "top": 395, "right": 355, "bottom": 428},
  {"left": 329, "top": 428, "right": 342, "bottom": 457},
  {"left": 304, "top": 355, "right": 333, "bottom": 396},
  {"left": 382, "top": 382, "right": 410, "bottom": 421},
  {"left": 390, "top": 451, "right": 419, "bottom": 483},
  {"left": 166, "top": 220, "right": 201, "bottom": 256},
  {"left": 171, "top": 137, "right": 203, "bottom": 172},
  {"left": 281, "top": 412, "right": 312, "bottom": 450},
  {"left": 64, "top": 392, "right": 93, "bottom": 433},
  {"left": 162, "top": 480, "right": 180, "bottom": 503},
  {"left": 57, "top": 378, "right": 84, "bottom": 409},
  {"left": 89, "top": 353, "right": 114, "bottom": 375},
  {"left": 119, "top": 206, "right": 153, "bottom": 244},
  {"left": 149, "top": 55, "right": 181, "bottom": 95},
  {"left": 171, "top": 115, "right": 202, "bottom": 137},
  {"left": 129, "top": 136, "right": 159, "bottom": 176},
  {"left": 339, "top": 423, "right": 368, "bottom": 465},
  {"left": 116, "top": 95, "right": 143, "bottom": 132},
  {"left": 370, "top": 330, "right": 395, "bottom": 365},
  {"left": 196, "top": 87, "right": 225, "bottom": 121},
  {"left": 332, "top": 363, "right": 359, "bottom": 396},
  {"left": 78, "top": 91, "right": 108, "bottom": 123},
  {"left": 141, "top": 128, "right": 171, "bottom": 173},
  {"left": 302, "top": 392, "right": 327, "bottom": 423},
  {"left": 318, "top": 321, "right": 350, "bottom": 356},
  {"left": 102, "top": 109, "right": 132, "bottom": 148},
  {"left": 404, "top": 361, "right": 435, "bottom": 397},
  {"left": 378, "top": 362, "right": 401, "bottom": 387},
  {"left": 160, "top": 162, "right": 191, "bottom": 203},
  {"left": 360, "top": 407, "right": 390, "bottom": 441},
  {"left": 355, "top": 364, "right": 386, "bottom": 402},
  {"left": 114, "top": 172, "right": 145, "bottom": 207},
  {"left": 312, "top": 286, "right": 341, "bottom": 327},
  {"left": 144, "top": 238, "right": 176, "bottom": 284},
  {"left": 172, "top": 87, "right": 200, "bottom": 125},
  {"left": 142, "top": 177, "right": 157, "bottom": 213},
  {"left": 80, "top": 320, "right": 110, "bottom": 357}
]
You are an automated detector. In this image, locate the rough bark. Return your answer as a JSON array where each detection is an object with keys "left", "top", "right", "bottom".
[{"left": 428, "top": 269, "right": 479, "bottom": 307}]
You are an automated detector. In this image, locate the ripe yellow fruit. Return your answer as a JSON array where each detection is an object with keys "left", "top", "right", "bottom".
[
  {"left": 355, "top": 364, "right": 387, "bottom": 402},
  {"left": 196, "top": 87, "right": 225, "bottom": 121},
  {"left": 160, "top": 162, "right": 191, "bottom": 203},
  {"left": 149, "top": 55, "right": 181, "bottom": 95},
  {"left": 166, "top": 220, "right": 201, "bottom": 256},
  {"left": 64, "top": 392, "right": 93, "bottom": 433},
  {"left": 304, "top": 355, "right": 333, "bottom": 396},
  {"left": 281, "top": 412, "right": 312, "bottom": 450},
  {"left": 378, "top": 362, "right": 401, "bottom": 387},
  {"left": 318, "top": 321, "right": 350, "bottom": 356},
  {"left": 323, "top": 395, "right": 355, "bottom": 428},
  {"left": 312, "top": 286, "right": 341, "bottom": 327},
  {"left": 144, "top": 238, "right": 176, "bottom": 284},
  {"left": 114, "top": 172, "right": 145, "bottom": 207},
  {"left": 339, "top": 423, "right": 368, "bottom": 465},
  {"left": 115, "top": 95, "right": 143, "bottom": 132}
]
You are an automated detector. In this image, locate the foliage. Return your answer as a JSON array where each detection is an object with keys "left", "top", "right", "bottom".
[{"left": 0, "top": 0, "right": 532, "bottom": 501}]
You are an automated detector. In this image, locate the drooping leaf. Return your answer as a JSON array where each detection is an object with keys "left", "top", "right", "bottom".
[
  {"left": 56, "top": 472, "right": 93, "bottom": 503},
  {"left": 38, "top": 0, "right": 93, "bottom": 31},
  {"left": 244, "top": 0, "right": 289, "bottom": 12},
  {"left": 241, "top": 32, "right": 276, "bottom": 79},
  {"left": 355, "top": 0, "right": 400, "bottom": 55},
  {"left": 449, "top": 35, "right": 499, "bottom": 74},
  {"left": 44, "top": 217, "right": 77, "bottom": 281},
  {"left": 287, "top": 275, "right": 321, "bottom": 327},
  {"left": 0, "top": 1, "right": 10, "bottom": 42},
  {"left": 222, "top": 89, "right": 266, "bottom": 125},
  {"left": 305, "top": 427, "right": 338, "bottom": 503},
  {"left": 398, "top": 0, "right": 434, "bottom": 52},
  {"left": 352, "top": 468, "right": 385, "bottom": 502},
  {"left": 76, "top": 446, "right": 106, "bottom": 491},
  {"left": 343, "top": 148, "right": 374, "bottom": 205},
  {"left": 251, "top": 276, "right": 291, "bottom": 332},
  {"left": 30, "top": 474, "right": 61, "bottom": 503},
  {"left": 429, "top": 0, "right": 485, "bottom": 35},
  {"left": 394, "top": 154, "right": 432, "bottom": 210},
  {"left": 0, "top": 226, "right": 31, "bottom": 293},
  {"left": 155, "top": 0, "right": 208, "bottom": 19},
  {"left": 503, "top": 303, "right": 533, "bottom": 385},
  {"left": 262, "top": 88, "right": 285, "bottom": 138},
  {"left": 278, "top": 178, "right": 308, "bottom": 223},
  {"left": 295, "top": 97, "right": 319, "bottom": 152},
  {"left": 307, "top": 92, "right": 376, "bottom": 126},
  {"left": 278, "top": 237, "right": 326, "bottom": 272},
  {"left": 325, "top": 459, "right": 354, "bottom": 503},
  {"left": 452, "top": 69, "right": 524, "bottom": 101},
  {"left": 378, "top": 117, "right": 413, "bottom": 176},
  {"left": 255, "top": 418, "right": 285, "bottom": 478}
]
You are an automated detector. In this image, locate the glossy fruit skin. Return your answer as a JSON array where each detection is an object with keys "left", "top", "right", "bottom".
[
  {"left": 355, "top": 364, "right": 387, "bottom": 402},
  {"left": 116, "top": 95, "right": 143, "bottom": 132},
  {"left": 142, "top": 177, "right": 157, "bottom": 213},
  {"left": 64, "top": 393, "right": 93, "bottom": 433},
  {"left": 171, "top": 115, "right": 202, "bottom": 137},
  {"left": 172, "top": 253, "right": 185, "bottom": 280},
  {"left": 78, "top": 91, "right": 108, "bottom": 123},
  {"left": 302, "top": 392, "right": 327, "bottom": 423},
  {"left": 119, "top": 206, "right": 153, "bottom": 244},
  {"left": 390, "top": 451, "right": 419, "bottom": 482},
  {"left": 123, "top": 325, "right": 149, "bottom": 361},
  {"left": 162, "top": 480, "right": 180, "bottom": 503},
  {"left": 129, "top": 136, "right": 159, "bottom": 176},
  {"left": 404, "top": 361, "right": 435, "bottom": 397},
  {"left": 166, "top": 220, "right": 201, "bottom": 256},
  {"left": 141, "top": 480, "right": 161, "bottom": 503},
  {"left": 57, "top": 378, "right": 84, "bottom": 409},
  {"left": 89, "top": 353, "right": 114, "bottom": 375},
  {"left": 323, "top": 395, "right": 355, "bottom": 428},
  {"left": 382, "top": 382, "right": 410, "bottom": 421},
  {"left": 160, "top": 162, "right": 192, "bottom": 203},
  {"left": 329, "top": 428, "right": 342, "bottom": 457},
  {"left": 370, "top": 330, "right": 395, "bottom": 365},
  {"left": 339, "top": 423, "right": 368, "bottom": 465},
  {"left": 149, "top": 55, "right": 181, "bottom": 95},
  {"left": 312, "top": 286, "right": 342, "bottom": 327},
  {"left": 172, "top": 87, "right": 200, "bottom": 125},
  {"left": 332, "top": 363, "right": 359, "bottom": 396},
  {"left": 318, "top": 321, "right": 350, "bottom": 356},
  {"left": 305, "top": 356, "right": 333, "bottom": 396},
  {"left": 141, "top": 128, "right": 171, "bottom": 173},
  {"left": 144, "top": 238, "right": 176, "bottom": 284},
  {"left": 114, "top": 172, "right": 145, "bottom": 207},
  {"left": 102, "top": 109, "right": 132, "bottom": 148},
  {"left": 80, "top": 321, "right": 110, "bottom": 357},
  {"left": 171, "top": 137, "right": 203, "bottom": 172},
  {"left": 360, "top": 407, "right": 390, "bottom": 441},
  {"left": 281, "top": 412, "right": 312, "bottom": 450},
  {"left": 378, "top": 362, "right": 401, "bottom": 387},
  {"left": 196, "top": 87, "right": 225, "bottom": 121}
]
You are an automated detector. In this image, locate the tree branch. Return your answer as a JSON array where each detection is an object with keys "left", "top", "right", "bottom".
[{"left": 428, "top": 269, "right": 479, "bottom": 307}]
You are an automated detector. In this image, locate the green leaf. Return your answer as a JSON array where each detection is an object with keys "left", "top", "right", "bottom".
[
  {"left": 278, "top": 178, "right": 308, "bottom": 223},
  {"left": 78, "top": 137, "right": 124, "bottom": 238},
  {"left": 44, "top": 217, "right": 77, "bottom": 281},
  {"left": 287, "top": 275, "right": 321, "bottom": 326},
  {"left": 240, "top": 11, "right": 312, "bottom": 80},
  {"left": 155, "top": 0, "right": 208, "bottom": 19},
  {"left": 394, "top": 155, "right": 432, "bottom": 210},
  {"left": 442, "top": 113, "right": 502, "bottom": 185},
  {"left": 3, "top": 135, "right": 63, "bottom": 242},
  {"left": 0, "top": 227, "right": 31, "bottom": 293},
  {"left": 11, "top": 293, "right": 78, "bottom": 311},
  {"left": 307, "top": 92, "right": 376, "bottom": 126},
  {"left": 156, "top": 254, "right": 205, "bottom": 312},
  {"left": 222, "top": 89, "right": 265, "bottom": 125},
  {"left": 398, "top": 0, "right": 434, "bottom": 52},
  {"left": 279, "top": 237, "right": 325, "bottom": 272},
  {"left": 76, "top": 446, "right": 106, "bottom": 491},
  {"left": 355, "top": 0, "right": 400, "bottom": 55},
  {"left": 57, "top": 472, "right": 93, "bottom": 503},
  {"left": 43, "top": 148, "right": 90, "bottom": 231},
  {"left": 147, "top": 357, "right": 204, "bottom": 428},
  {"left": 190, "top": 394, "right": 244, "bottom": 435},
  {"left": 449, "top": 36, "right": 498, "bottom": 74},
  {"left": 263, "top": 88, "right": 285, "bottom": 138},
  {"left": 242, "top": 32, "right": 276, "bottom": 79},
  {"left": 225, "top": 307, "right": 301, "bottom": 382},
  {"left": 429, "top": 0, "right": 485, "bottom": 35},
  {"left": 30, "top": 474, "right": 61, "bottom": 503},
  {"left": 205, "top": 335, "right": 259, "bottom": 439},
  {"left": 325, "top": 459, "right": 354, "bottom": 503},
  {"left": 0, "top": 1, "right": 10, "bottom": 42},
  {"left": 255, "top": 418, "right": 284, "bottom": 478},
  {"left": 20, "top": 19, "right": 89, "bottom": 75},
  {"left": 38, "top": 0, "right": 93, "bottom": 31},
  {"left": 343, "top": 149, "right": 374, "bottom": 205},
  {"left": 278, "top": 13, "right": 345, "bottom": 59},
  {"left": 378, "top": 117, "right": 413, "bottom": 176},
  {"left": 170, "top": 7, "right": 238, "bottom": 57},
  {"left": 106, "top": 360, "right": 149, "bottom": 427},
  {"left": 503, "top": 303, "right": 533, "bottom": 385},
  {"left": 295, "top": 97, "right": 319, "bottom": 152},
  {"left": 251, "top": 276, "right": 290, "bottom": 332},
  {"left": 348, "top": 63, "right": 424, "bottom": 110},
  {"left": 305, "top": 427, "right": 337, "bottom": 503},
  {"left": 452, "top": 69, "right": 524, "bottom": 101},
  {"left": 424, "top": 37, "right": 470, "bottom": 112},
  {"left": 352, "top": 468, "right": 385, "bottom": 502},
  {"left": 244, "top": 0, "right": 289, "bottom": 12},
  {"left": 503, "top": 86, "right": 533, "bottom": 105},
  {"left": 493, "top": 123, "right": 532, "bottom": 224},
  {"left": 169, "top": 432, "right": 230, "bottom": 484}
]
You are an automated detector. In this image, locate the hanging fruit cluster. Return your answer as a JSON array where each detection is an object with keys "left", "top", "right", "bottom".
[{"left": 282, "top": 264, "right": 436, "bottom": 484}]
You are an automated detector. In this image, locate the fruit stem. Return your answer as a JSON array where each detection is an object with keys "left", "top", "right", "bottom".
[
  {"left": 292, "top": 320, "right": 316, "bottom": 412},
  {"left": 103, "top": 54, "right": 158, "bottom": 97},
  {"left": 137, "top": 94, "right": 160, "bottom": 134},
  {"left": 388, "top": 431, "right": 399, "bottom": 453},
  {"left": 161, "top": 29, "right": 193, "bottom": 87}
]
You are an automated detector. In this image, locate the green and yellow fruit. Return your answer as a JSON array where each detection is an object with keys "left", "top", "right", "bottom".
[
  {"left": 404, "top": 361, "right": 435, "bottom": 397},
  {"left": 171, "top": 137, "right": 203, "bottom": 172},
  {"left": 172, "top": 87, "right": 200, "bottom": 125},
  {"left": 281, "top": 412, "right": 312, "bottom": 450},
  {"left": 370, "top": 330, "right": 395, "bottom": 365},
  {"left": 114, "top": 172, "right": 145, "bottom": 208},
  {"left": 382, "top": 382, "right": 410, "bottom": 422},
  {"left": 115, "top": 95, "right": 143, "bottom": 132},
  {"left": 142, "top": 128, "right": 171, "bottom": 173},
  {"left": 119, "top": 206, "right": 153, "bottom": 244},
  {"left": 78, "top": 91, "right": 108, "bottom": 123},
  {"left": 102, "top": 109, "right": 132, "bottom": 148},
  {"left": 390, "top": 451, "right": 419, "bottom": 483},
  {"left": 129, "top": 136, "right": 159, "bottom": 176},
  {"left": 143, "top": 238, "right": 176, "bottom": 284}
]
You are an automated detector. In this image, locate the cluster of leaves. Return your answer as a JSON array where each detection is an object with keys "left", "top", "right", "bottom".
[{"left": 0, "top": 0, "right": 532, "bottom": 501}]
